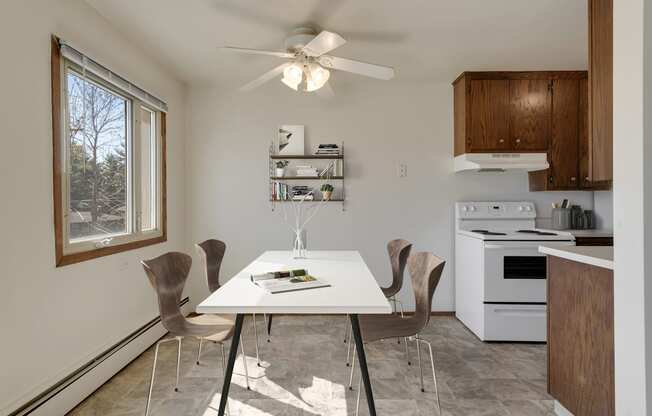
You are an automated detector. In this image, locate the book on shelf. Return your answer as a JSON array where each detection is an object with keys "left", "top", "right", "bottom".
[
  {"left": 251, "top": 269, "right": 330, "bottom": 294},
  {"left": 272, "top": 181, "right": 291, "bottom": 201}
]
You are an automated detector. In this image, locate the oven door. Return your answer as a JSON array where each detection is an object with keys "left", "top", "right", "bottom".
[{"left": 482, "top": 240, "right": 574, "bottom": 303}]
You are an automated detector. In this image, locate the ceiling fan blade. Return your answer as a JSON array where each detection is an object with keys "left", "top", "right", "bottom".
[
  {"left": 317, "top": 82, "right": 335, "bottom": 98},
  {"left": 319, "top": 56, "right": 395, "bottom": 80},
  {"left": 302, "top": 31, "right": 346, "bottom": 57},
  {"left": 221, "top": 46, "right": 294, "bottom": 59},
  {"left": 240, "top": 63, "right": 290, "bottom": 92}
]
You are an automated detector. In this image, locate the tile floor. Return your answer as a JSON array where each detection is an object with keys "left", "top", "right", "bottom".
[{"left": 68, "top": 315, "right": 553, "bottom": 415}]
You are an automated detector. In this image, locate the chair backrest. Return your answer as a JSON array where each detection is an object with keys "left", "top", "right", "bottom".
[
  {"left": 385, "top": 239, "right": 412, "bottom": 296},
  {"left": 141, "top": 252, "right": 191, "bottom": 333},
  {"left": 196, "top": 239, "right": 226, "bottom": 293},
  {"left": 408, "top": 252, "right": 446, "bottom": 331}
]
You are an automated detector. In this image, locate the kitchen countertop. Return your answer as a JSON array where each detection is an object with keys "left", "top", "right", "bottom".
[
  {"left": 539, "top": 229, "right": 613, "bottom": 238},
  {"left": 539, "top": 245, "right": 614, "bottom": 270}
]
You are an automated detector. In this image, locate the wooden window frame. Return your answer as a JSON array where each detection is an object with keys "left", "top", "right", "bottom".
[{"left": 51, "top": 37, "right": 167, "bottom": 267}]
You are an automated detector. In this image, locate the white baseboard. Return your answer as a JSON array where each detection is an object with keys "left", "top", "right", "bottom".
[{"left": 10, "top": 300, "right": 191, "bottom": 416}]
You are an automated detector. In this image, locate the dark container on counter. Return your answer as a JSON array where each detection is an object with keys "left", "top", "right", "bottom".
[
  {"left": 583, "top": 210, "right": 595, "bottom": 230},
  {"left": 570, "top": 205, "right": 584, "bottom": 229}
]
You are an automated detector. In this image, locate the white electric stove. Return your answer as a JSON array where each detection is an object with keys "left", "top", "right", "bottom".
[{"left": 455, "top": 201, "right": 575, "bottom": 342}]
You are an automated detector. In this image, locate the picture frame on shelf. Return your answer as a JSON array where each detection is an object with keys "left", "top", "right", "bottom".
[{"left": 277, "top": 125, "right": 305, "bottom": 155}]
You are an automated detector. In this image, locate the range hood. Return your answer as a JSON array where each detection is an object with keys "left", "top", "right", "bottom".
[{"left": 454, "top": 153, "right": 549, "bottom": 173}]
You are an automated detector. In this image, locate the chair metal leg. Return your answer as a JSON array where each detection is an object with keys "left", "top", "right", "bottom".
[
  {"left": 355, "top": 373, "right": 362, "bottom": 416},
  {"left": 344, "top": 315, "right": 350, "bottom": 343},
  {"left": 175, "top": 337, "right": 182, "bottom": 392},
  {"left": 196, "top": 338, "right": 203, "bottom": 365},
  {"left": 405, "top": 336, "right": 411, "bottom": 365},
  {"left": 418, "top": 336, "right": 441, "bottom": 414},
  {"left": 266, "top": 313, "right": 273, "bottom": 341},
  {"left": 239, "top": 336, "right": 250, "bottom": 389},
  {"left": 252, "top": 313, "right": 261, "bottom": 366},
  {"left": 416, "top": 337, "right": 424, "bottom": 392},
  {"left": 346, "top": 325, "right": 354, "bottom": 366},
  {"left": 348, "top": 345, "right": 356, "bottom": 390},
  {"left": 145, "top": 338, "right": 177, "bottom": 416}
]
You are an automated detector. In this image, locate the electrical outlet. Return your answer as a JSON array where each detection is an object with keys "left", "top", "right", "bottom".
[{"left": 398, "top": 163, "right": 407, "bottom": 177}]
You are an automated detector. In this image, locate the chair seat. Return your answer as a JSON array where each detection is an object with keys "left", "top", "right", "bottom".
[
  {"left": 381, "top": 286, "right": 399, "bottom": 298},
  {"left": 164, "top": 314, "right": 234, "bottom": 341},
  {"left": 359, "top": 314, "right": 421, "bottom": 343}
]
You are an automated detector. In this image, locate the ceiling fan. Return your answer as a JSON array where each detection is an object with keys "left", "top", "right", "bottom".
[{"left": 222, "top": 27, "right": 395, "bottom": 96}]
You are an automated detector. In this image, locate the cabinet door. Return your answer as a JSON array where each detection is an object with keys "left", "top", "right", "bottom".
[
  {"left": 550, "top": 79, "right": 580, "bottom": 189},
  {"left": 588, "top": 0, "right": 613, "bottom": 182},
  {"left": 468, "top": 79, "right": 510, "bottom": 151},
  {"left": 509, "top": 79, "right": 551, "bottom": 151},
  {"left": 578, "top": 78, "right": 610, "bottom": 190}
]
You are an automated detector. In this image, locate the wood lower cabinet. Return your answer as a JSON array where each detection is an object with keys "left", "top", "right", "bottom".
[{"left": 547, "top": 256, "right": 614, "bottom": 416}]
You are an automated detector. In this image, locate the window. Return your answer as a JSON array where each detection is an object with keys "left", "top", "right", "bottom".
[{"left": 52, "top": 37, "right": 166, "bottom": 266}]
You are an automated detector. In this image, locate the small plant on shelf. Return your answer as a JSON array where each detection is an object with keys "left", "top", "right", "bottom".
[
  {"left": 275, "top": 160, "right": 289, "bottom": 177},
  {"left": 320, "top": 183, "right": 334, "bottom": 200}
]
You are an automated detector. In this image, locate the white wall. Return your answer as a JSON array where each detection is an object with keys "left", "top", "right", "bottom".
[
  {"left": 0, "top": 0, "right": 191, "bottom": 413},
  {"left": 613, "top": 0, "right": 651, "bottom": 414},
  {"left": 186, "top": 81, "right": 594, "bottom": 312},
  {"left": 593, "top": 191, "right": 613, "bottom": 230}
]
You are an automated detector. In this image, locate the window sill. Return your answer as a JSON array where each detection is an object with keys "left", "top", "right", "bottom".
[{"left": 56, "top": 234, "right": 166, "bottom": 267}]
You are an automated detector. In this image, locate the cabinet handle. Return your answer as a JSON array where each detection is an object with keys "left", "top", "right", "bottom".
[
  {"left": 571, "top": 177, "right": 577, "bottom": 181},
  {"left": 515, "top": 138, "right": 521, "bottom": 143},
  {"left": 585, "top": 176, "right": 590, "bottom": 181},
  {"left": 499, "top": 139, "right": 505, "bottom": 143}
]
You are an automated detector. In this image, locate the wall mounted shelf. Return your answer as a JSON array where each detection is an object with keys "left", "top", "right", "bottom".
[
  {"left": 271, "top": 176, "right": 344, "bottom": 181},
  {"left": 269, "top": 141, "right": 345, "bottom": 211},
  {"left": 270, "top": 154, "right": 343, "bottom": 160}
]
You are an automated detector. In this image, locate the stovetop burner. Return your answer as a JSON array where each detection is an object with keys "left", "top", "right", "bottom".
[
  {"left": 471, "top": 229, "right": 507, "bottom": 236},
  {"left": 516, "top": 230, "right": 558, "bottom": 236}
]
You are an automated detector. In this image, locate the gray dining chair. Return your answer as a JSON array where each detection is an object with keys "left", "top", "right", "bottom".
[
  {"left": 142, "top": 252, "right": 250, "bottom": 416},
  {"left": 345, "top": 239, "right": 413, "bottom": 365},
  {"left": 349, "top": 252, "right": 445, "bottom": 415},
  {"left": 196, "top": 239, "right": 267, "bottom": 367}
]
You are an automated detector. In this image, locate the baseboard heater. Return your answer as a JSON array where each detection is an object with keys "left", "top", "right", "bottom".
[{"left": 9, "top": 297, "right": 189, "bottom": 416}]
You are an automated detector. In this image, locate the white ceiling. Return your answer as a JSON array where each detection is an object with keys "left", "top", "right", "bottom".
[{"left": 85, "top": 0, "right": 588, "bottom": 88}]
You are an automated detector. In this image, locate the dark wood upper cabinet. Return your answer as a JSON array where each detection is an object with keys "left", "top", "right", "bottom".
[
  {"left": 550, "top": 79, "right": 580, "bottom": 189},
  {"left": 509, "top": 79, "right": 551, "bottom": 151},
  {"left": 468, "top": 79, "right": 510, "bottom": 151},
  {"left": 588, "top": 0, "right": 613, "bottom": 182}
]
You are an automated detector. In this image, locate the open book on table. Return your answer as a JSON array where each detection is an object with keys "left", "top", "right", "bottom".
[{"left": 250, "top": 269, "right": 330, "bottom": 294}]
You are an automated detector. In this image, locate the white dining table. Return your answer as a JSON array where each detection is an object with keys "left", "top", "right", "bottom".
[{"left": 196, "top": 250, "right": 392, "bottom": 416}]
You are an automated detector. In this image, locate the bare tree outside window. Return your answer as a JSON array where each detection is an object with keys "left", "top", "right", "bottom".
[{"left": 66, "top": 71, "right": 128, "bottom": 240}]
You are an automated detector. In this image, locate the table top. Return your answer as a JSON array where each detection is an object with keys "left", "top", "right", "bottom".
[{"left": 196, "top": 250, "right": 393, "bottom": 314}]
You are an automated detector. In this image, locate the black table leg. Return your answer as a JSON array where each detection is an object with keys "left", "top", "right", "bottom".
[
  {"left": 350, "top": 314, "right": 377, "bottom": 416},
  {"left": 267, "top": 314, "right": 273, "bottom": 341},
  {"left": 218, "top": 313, "right": 244, "bottom": 416}
]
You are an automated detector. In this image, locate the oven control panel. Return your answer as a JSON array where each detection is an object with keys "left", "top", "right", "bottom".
[{"left": 456, "top": 201, "right": 536, "bottom": 219}]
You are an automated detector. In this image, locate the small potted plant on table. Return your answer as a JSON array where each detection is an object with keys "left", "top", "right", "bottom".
[
  {"left": 320, "top": 183, "right": 334, "bottom": 201},
  {"left": 275, "top": 160, "right": 289, "bottom": 177}
]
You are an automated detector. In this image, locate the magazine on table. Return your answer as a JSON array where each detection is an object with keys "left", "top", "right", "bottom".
[{"left": 250, "top": 269, "right": 330, "bottom": 294}]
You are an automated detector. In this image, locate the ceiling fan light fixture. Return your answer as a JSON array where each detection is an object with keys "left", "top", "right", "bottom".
[
  {"left": 283, "top": 64, "right": 303, "bottom": 85},
  {"left": 281, "top": 76, "right": 299, "bottom": 91},
  {"left": 307, "top": 64, "right": 330, "bottom": 91}
]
